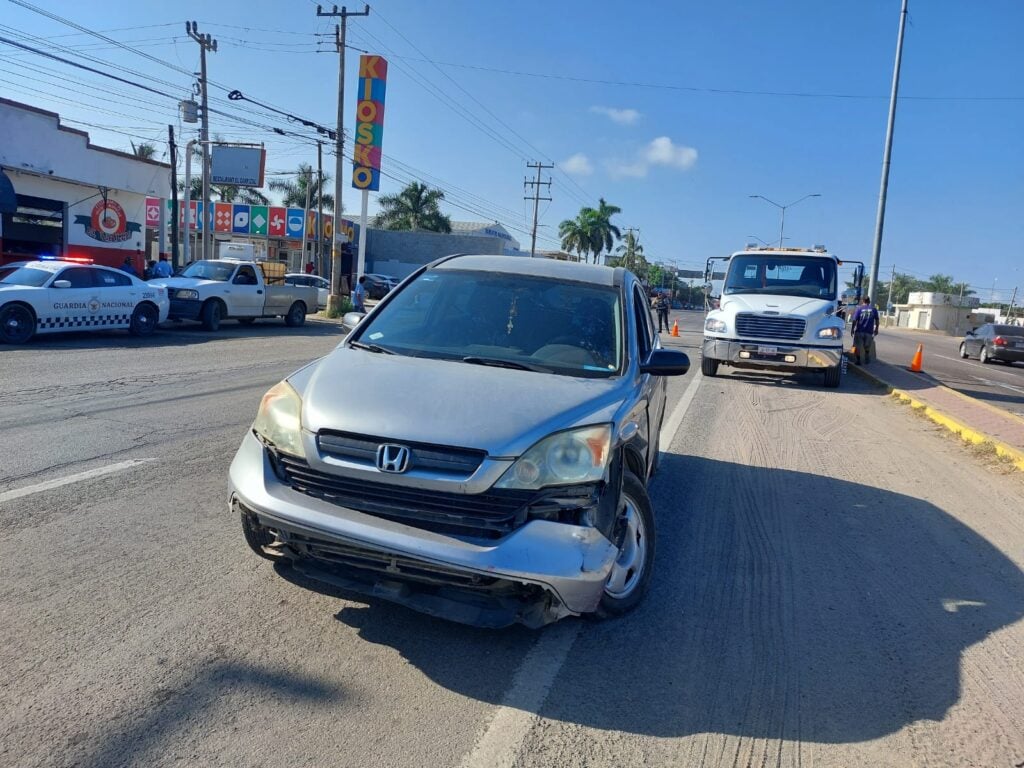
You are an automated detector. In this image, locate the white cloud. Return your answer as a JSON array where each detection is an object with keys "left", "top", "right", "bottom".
[
  {"left": 605, "top": 137, "right": 698, "bottom": 180},
  {"left": 590, "top": 106, "right": 641, "bottom": 125},
  {"left": 643, "top": 136, "right": 698, "bottom": 170},
  {"left": 560, "top": 153, "right": 594, "bottom": 176}
]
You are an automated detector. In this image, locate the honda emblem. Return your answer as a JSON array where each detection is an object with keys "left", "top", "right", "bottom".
[{"left": 376, "top": 443, "right": 411, "bottom": 473}]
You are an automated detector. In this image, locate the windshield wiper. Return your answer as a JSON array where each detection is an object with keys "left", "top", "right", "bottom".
[
  {"left": 349, "top": 340, "right": 395, "bottom": 354},
  {"left": 461, "top": 356, "right": 550, "bottom": 373}
]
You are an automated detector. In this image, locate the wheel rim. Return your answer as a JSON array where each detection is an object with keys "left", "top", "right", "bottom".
[
  {"left": 137, "top": 307, "right": 154, "bottom": 329},
  {"left": 981, "top": 348, "right": 987, "bottom": 362},
  {"left": 290, "top": 306, "right": 302, "bottom": 322},
  {"left": 2, "top": 307, "right": 32, "bottom": 342},
  {"left": 604, "top": 496, "right": 648, "bottom": 599},
  {"left": 960, "top": 343, "right": 966, "bottom": 357}
]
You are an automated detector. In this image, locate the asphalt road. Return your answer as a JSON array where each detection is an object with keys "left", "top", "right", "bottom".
[
  {"left": 3, "top": 313, "right": 1024, "bottom": 768},
  {"left": 872, "top": 326, "right": 1024, "bottom": 418}
]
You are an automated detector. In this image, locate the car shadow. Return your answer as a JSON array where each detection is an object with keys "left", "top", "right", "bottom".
[{"left": 291, "top": 454, "right": 1024, "bottom": 743}]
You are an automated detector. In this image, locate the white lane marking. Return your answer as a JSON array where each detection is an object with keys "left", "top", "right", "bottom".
[
  {"left": 0, "top": 459, "right": 154, "bottom": 504},
  {"left": 458, "top": 372, "right": 705, "bottom": 768}
]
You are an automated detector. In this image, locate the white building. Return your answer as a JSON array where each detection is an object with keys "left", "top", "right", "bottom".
[
  {"left": 0, "top": 98, "right": 170, "bottom": 273},
  {"left": 449, "top": 221, "right": 523, "bottom": 255},
  {"left": 894, "top": 291, "right": 981, "bottom": 334}
]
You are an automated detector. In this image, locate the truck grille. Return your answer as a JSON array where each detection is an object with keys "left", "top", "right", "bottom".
[
  {"left": 317, "top": 430, "right": 485, "bottom": 476},
  {"left": 735, "top": 313, "right": 806, "bottom": 341},
  {"left": 270, "top": 452, "right": 532, "bottom": 538}
]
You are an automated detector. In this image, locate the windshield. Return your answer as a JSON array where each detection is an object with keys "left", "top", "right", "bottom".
[
  {"left": 354, "top": 269, "right": 623, "bottom": 378},
  {"left": 0, "top": 266, "right": 54, "bottom": 287},
  {"left": 177, "top": 260, "right": 236, "bottom": 281},
  {"left": 724, "top": 255, "right": 837, "bottom": 299}
]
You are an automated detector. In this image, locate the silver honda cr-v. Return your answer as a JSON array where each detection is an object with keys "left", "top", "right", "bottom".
[{"left": 229, "top": 254, "right": 690, "bottom": 627}]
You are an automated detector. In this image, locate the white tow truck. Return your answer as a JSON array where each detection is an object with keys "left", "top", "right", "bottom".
[
  {"left": 701, "top": 245, "right": 863, "bottom": 388},
  {"left": 153, "top": 258, "right": 319, "bottom": 331}
]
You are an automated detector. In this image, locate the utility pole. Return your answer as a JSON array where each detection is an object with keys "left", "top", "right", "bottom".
[
  {"left": 954, "top": 280, "right": 965, "bottom": 335},
  {"left": 186, "top": 21, "right": 217, "bottom": 261},
  {"left": 1008, "top": 287, "right": 1019, "bottom": 321},
  {"left": 317, "top": 141, "right": 325, "bottom": 276},
  {"left": 621, "top": 226, "right": 640, "bottom": 269},
  {"left": 318, "top": 4, "right": 370, "bottom": 313},
  {"left": 885, "top": 264, "right": 896, "bottom": 328},
  {"left": 867, "top": 0, "right": 909, "bottom": 307},
  {"left": 168, "top": 125, "right": 179, "bottom": 268},
  {"left": 524, "top": 161, "right": 553, "bottom": 258},
  {"left": 300, "top": 167, "right": 312, "bottom": 270}
]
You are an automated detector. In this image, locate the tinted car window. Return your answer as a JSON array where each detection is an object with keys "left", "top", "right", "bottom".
[
  {"left": 94, "top": 268, "right": 132, "bottom": 287},
  {"left": 994, "top": 325, "right": 1020, "bottom": 335},
  {"left": 356, "top": 269, "right": 623, "bottom": 377},
  {"left": 234, "top": 266, "right": 258, "bottom": 285},
  {"left": 58, "top": 267, "right": 96, "bottom": 288}
]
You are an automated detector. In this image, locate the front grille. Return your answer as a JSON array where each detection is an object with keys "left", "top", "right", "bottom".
[
  {"left": 271, "top": 452, "right": 533, "bottom": 538},
  {"left": 735, "top": 313, "right": 806, "bottom": 341},
  {"left": 317, "top": 430, "right": 485, "bottom": 476}
]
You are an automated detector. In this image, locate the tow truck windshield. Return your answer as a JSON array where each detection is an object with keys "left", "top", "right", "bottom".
[{"left": 724, "top": 254, "right": 837, "bottom": 300}]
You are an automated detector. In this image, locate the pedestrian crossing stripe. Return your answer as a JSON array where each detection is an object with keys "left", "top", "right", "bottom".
[{"left": 38, "top": 314, "right": 132, "bottom": 329}]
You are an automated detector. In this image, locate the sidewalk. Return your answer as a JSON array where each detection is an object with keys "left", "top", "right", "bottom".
[{"left": 849, "top": 358, "right": 1024, "bottom": 471}]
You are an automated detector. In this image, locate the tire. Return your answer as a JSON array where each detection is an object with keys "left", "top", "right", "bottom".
[
  {"left": 0, "top": 303, "right": 36, "bottom": 345},
  {"left": 201, "top": 299, "right": 223, "bottom": 332},
  {"left": 284, "top": 301, "right": 306, "bottom": 327},
  {"left": 237, "top": 317, "right": 256, "bottom": 325},
  {"left": 240, "top": 512, "right": 286, "bottom": 562},
  {"left": 980, "top": 346, "right": 990, "bottom": 364},
  {"left": 823, "top": 363, "right": 842, "bottom": 388},
  {"left": 701, "top": 356, "right": 719, "bottom": 376},
  {"left": 129, "top": 302, "right": 159, "bottom": 337},
  {"left": 959, "top": 342, "right": 969, "bottom": 359},
  {"left": 593, "top": 471, "right": 656, "bottom": 619}
]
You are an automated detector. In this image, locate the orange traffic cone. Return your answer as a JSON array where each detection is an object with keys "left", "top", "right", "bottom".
[
  {"left": 671, "top": 320, "right": 679, "bottom": 337},
  {"left": 908, "top": 343, "right": 924, "bottom": 372}
]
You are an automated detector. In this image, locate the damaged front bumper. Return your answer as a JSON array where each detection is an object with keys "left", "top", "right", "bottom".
[
  {"left": 702, "top": 337, "right": 842, "bottom": 371},
  {"left": 228, "top": 430, "right": 619, "bottom": 628}
]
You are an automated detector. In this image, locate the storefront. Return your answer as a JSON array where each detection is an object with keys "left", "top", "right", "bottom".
[{"left": 0, "top": 98, "right": 170, "bottom": 273}]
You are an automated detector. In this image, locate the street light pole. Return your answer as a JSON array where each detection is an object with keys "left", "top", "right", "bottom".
[{"left": 749, "top": 194, "right": 821, "bottom": 247}]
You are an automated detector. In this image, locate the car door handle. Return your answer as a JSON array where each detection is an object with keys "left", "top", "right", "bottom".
[{"left": 257, "top": 289, "right": 263, "bottom": 294}]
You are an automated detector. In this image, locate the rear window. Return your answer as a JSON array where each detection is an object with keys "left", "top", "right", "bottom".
[{"left": 994, "top": 325, "right": 1021, "bottom": 336}]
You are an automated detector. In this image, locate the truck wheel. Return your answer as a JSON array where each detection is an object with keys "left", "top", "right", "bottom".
[
  {"left": 701, "top": 356, "right": 719, "bottom": 376},
  {"left": 129, "top": 302, "right": 159, "bottom": 336},
  {"left": 0, "top": 303, "right": 36, "bottom": 345},
  {"left": 592, "top": 471, "right": 655, "bottom": 620},
  {"left": 284, "top": 301, "right": 306, "bottom": 327},
  {"left": 201, "top": 299, "right": 223, "bottom": 331},
  {"left": 823, "top": 363, "right": 842, "bottom": 388}
]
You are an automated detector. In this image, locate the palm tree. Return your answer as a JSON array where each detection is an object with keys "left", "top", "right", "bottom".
[
  {"left": 268, "top": 164, "right": 334, "bottom": 210},
  {"left": 611, "top": 230, "right": 647, "bottom": 275},
  {"left": 376, "top": 181, "right": 451, "bottom": 232},
  {"left": 130, "top": 141, "right": 158, "bottom": 160},
  {"left": 558, "top": 211, "right": 594, "bottom": 263},
  {"left": 591, "top": 197, "right": 622, "bottom": 262}
]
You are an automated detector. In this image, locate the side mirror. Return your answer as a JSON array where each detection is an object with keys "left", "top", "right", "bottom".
[
  {"left": 640, "top": 349, "right": 690, "bottom": 376},
  {"left": 965, "top": 330, "right": 975, "bottom": 336},
  {"left": 341, "top": 311, "right": 366, "bottom": 333},
  {"left": 52, "top": 279, "right": 71, "bottom": 289}
]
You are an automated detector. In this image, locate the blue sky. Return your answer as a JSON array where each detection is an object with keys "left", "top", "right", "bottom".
[{"left": 2, "top": 0, "right": 1022, "bottom": 301}]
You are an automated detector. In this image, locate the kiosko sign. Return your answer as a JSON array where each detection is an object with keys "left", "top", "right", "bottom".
[{"left": 351, "top": 55, "right": 388, "bottom": 192}]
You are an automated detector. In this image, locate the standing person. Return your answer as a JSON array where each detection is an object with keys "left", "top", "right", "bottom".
[
  {"left": 851, "top": 296, "right": 880, "bottom": 364},
  {"left": 305, "top": 260, "right": 315, "bottom": 275},
  {"left": 353, "top": 275, "right": 367, "bottom": 313},
  {"left": 653, "top": 293, "right": 670, "bottom": 333},
  {"left": 153, "top": 254, "right": 173, "bottom": 278},
  {"left": 120, "top": 255, "right": 138, "bottom": 278}
]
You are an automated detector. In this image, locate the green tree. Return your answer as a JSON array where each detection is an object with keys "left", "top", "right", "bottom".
[
  {"left": 130, "top": 141, "right": 158, "bottom": 160},
  {"left": 558, "top": 208, "right": 599, "bottom": 263},
  {"left": 268, "top": 163, "right": 334, "bottom": 210},
  {"left": 923, "top": 273, "right": 956, "bottom": 294},
  {"left": 609, "top": 230, "right": 647, "bottom": 276},
  {"left": 647, "top": 264, "right": 665, "bottom": 290},
  {"left": 375, "top": 181, "right": 451, "bottom": 232},
  {"left": 591, "top": 198, "right": 622, "bottom": 263}
]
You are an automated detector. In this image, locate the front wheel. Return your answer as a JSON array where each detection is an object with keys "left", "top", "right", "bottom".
[
  {"left": 980, "top": 346, "right": 990, "bottom": 364},
  {"left": 593, "top": 472, "right": 655, "bottom": 620},
  {"left": 129, "top": 303, "right": 159, "bottom": 336},
  {"left": 701, "top": 356, "right": 719, "bottom": 376},
  {"left": 201, "top": 299, "right": 223, "bottom": 331},
  {"left": 959, "top": 342, "right": 969, "bottom": 359},
  {"left": 823, "top": 363, "right": 842, "bottom": 388},
  {"left": 284, "top": 301, "right": 306, "bottom": 327},
  {"left": 0, "top": 303, "right": 36, "bottom": 345}
]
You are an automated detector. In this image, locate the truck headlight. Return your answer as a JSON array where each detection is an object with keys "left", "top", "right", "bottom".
[
  {"left": 817, "top": 327, "right": 842, "bottom": 340},
  {"left": 252, "top": 381, "right": 305, "bottom": 458},
  {"left": 496, "top": 425, "right": 612, "bottom": 490},
  {"left": 705, "top": 318, "right": 727, "bottom": 333},
  {"left": 176, "top": 289, "right": 199, "bottom": 300}
]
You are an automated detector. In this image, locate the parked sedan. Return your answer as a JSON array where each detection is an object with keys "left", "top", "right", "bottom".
[
  {"left": 364, "top": 273, "right": 397, "bottom": 300},
  {"left": 285, "top": 273, "right": 329, "bottom": 309},
  {"left": 960, "top": 323, "right": 1024, "bottom": 365},
  {"left": 230, "top": 254, "right": 691, "bottom": 628}
]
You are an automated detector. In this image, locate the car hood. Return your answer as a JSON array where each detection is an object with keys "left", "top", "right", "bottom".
[
  {"left": 297, "top": 348, "right": 626, "bottom": 457},
  {"left": 148, "top": 277, "right": 225, "bottom": 290},
  {"left": 720, "top": 293, "right": 833, "bottom": 318}
]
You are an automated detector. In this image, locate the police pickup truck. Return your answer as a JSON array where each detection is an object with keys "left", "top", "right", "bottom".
[{"left": 153, "top": 259, "right": 319, "bottom": 331}]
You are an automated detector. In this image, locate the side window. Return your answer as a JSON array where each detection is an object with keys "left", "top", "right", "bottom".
[
  {"left": 632, "top": 286, "right": 654, "bottom": 360},
  {"left": 94, "top": 269, "right": 131, "bottom": 288},
  {"left": 234, "top": 265, "right": 258, "bottom": 285},
  {"left": 57, "top": 267, "right": 96, "bottom": 288}
]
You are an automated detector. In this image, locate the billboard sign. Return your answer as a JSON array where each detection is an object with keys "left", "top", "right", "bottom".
[
  {"left": 145, "top": 197, "right": 161, "bottom": 229},
  {"left": 210, "top": 144, "right": 266, "bottom": 187},
  {"left": 352, "top": 55, "right": 387, "bottom": 191}
]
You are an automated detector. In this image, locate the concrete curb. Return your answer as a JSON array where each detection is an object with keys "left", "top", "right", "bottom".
[{"left": 848, "top": 363, "right": 1024, "bottom": 472}]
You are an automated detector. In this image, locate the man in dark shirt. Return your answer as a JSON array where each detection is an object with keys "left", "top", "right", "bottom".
[{"left": 851, "top": 296, "right": 880, "bottom": 364}]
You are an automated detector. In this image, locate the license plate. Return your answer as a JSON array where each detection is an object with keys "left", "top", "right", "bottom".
[
  {"left": 1016, "top": 342, "right": 1024, "bottom": 348},
  {"left": 757, "top": 345, "right": 778, "bottom": 355}
]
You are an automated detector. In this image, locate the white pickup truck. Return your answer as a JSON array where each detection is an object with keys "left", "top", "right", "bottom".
[
  {"left": 701, "top": 246, "right": 863, "bottom": 388},
  {"left": 153, "top": 259, "right": 319, "bottom": 331}
]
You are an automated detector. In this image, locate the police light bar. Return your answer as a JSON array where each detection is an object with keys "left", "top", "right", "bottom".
[{"left": 39, "top": 255, "right": 94, "bottom": 263}]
